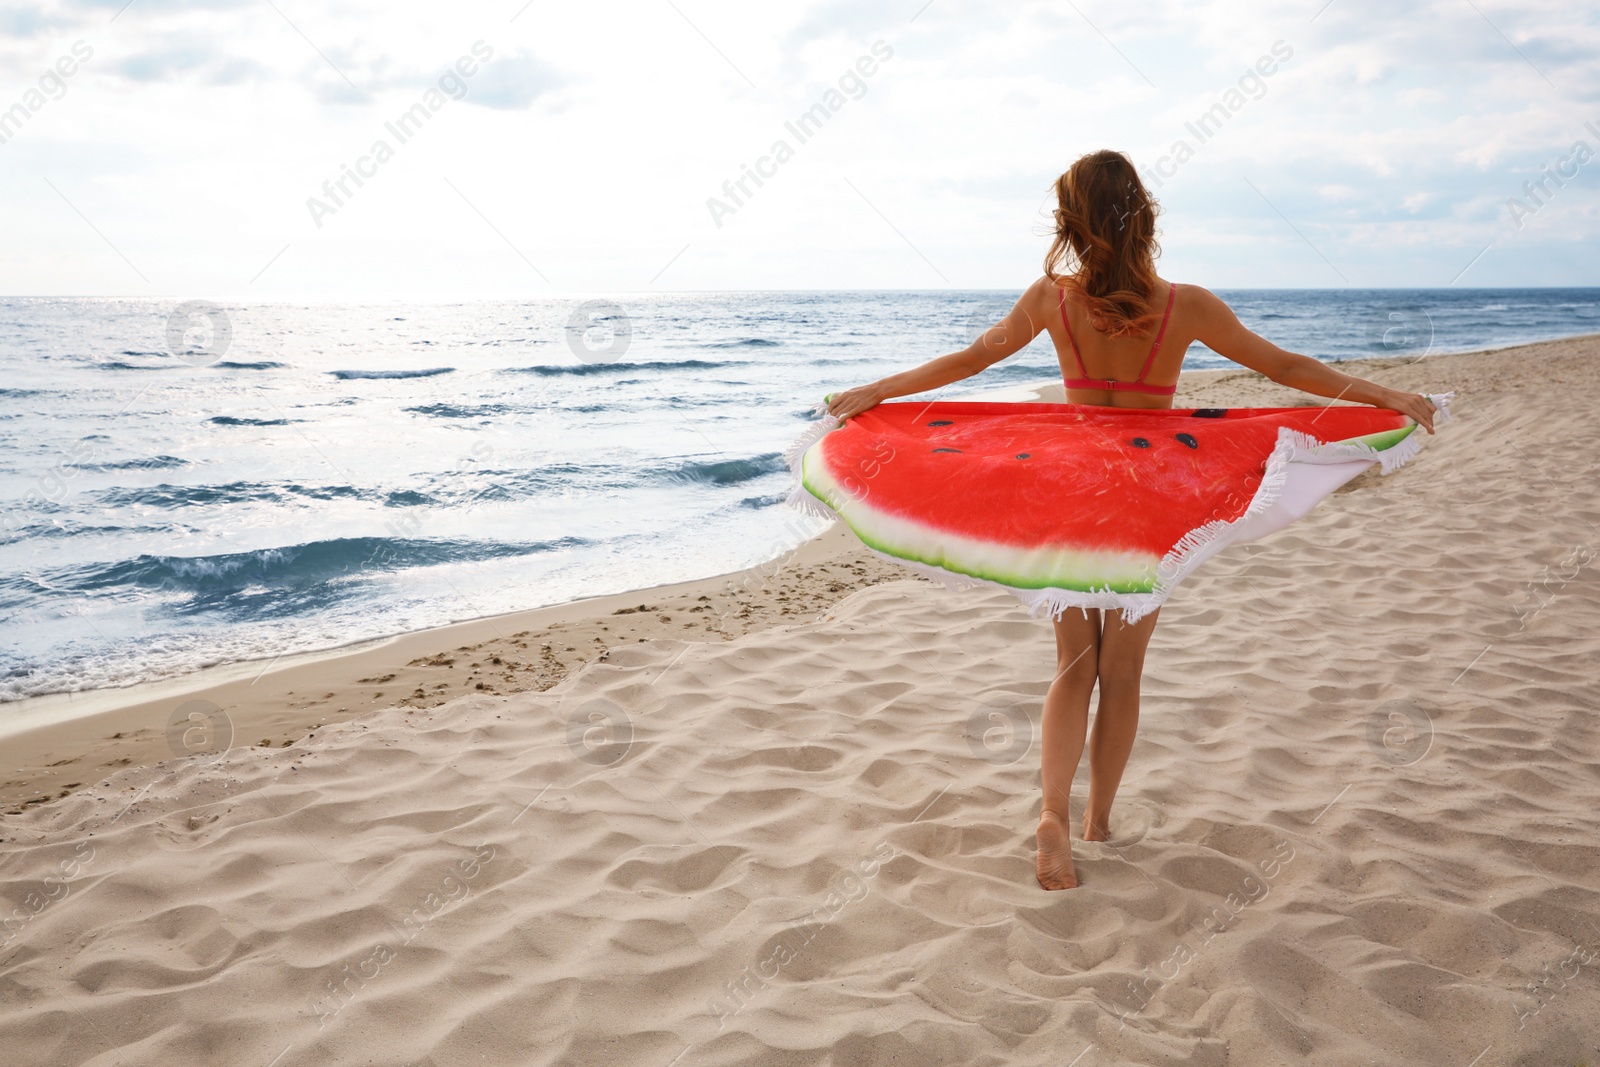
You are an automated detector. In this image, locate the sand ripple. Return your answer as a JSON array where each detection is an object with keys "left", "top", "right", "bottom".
[{"left": 3, "top": 382, "right": 1599, "bottom": 1066}]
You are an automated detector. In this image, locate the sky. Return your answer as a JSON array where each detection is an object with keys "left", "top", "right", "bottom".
[{"left": 0, "top": 0, "right": 1595, "bottom": 297}]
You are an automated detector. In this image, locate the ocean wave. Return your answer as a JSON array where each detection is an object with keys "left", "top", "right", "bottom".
[
  {"left": 404, "top": 403, "right": 512, "bottom": 419},
  {"left": 209, "top": 416, "right": 294, "bottom": 426},
  {"left": 40, "top": 535, "right": 592, "bottom": 599},
  {"left": 99, "top": 360, "right": 179, "bottom": 371},
  {"left": 330, "top": 367, "right": 455, "bottom": 379},
  {"left": 68, "top": 454, "right": 188, "bottom": 472},
  {"left": 94, "top": 481, "right": 364, "bottom": 508},
  {"left": 667, "top": 452, "right": 785, "bottom": 487},
  {"left": 448, "top": 454, "right": 786, "bottom": 495},
  {"left": 89, "top": 474, "right": 573, "bottom": 510},
  {"left": 502, "top": 359, "right": 739, "bottom": 377},
  {"left": 699, "top": 338, "right": 780, "bottom": 348},
  {"left": 0, "top": 520, "right": 173, "bottom": 544},
  {"left": 459, "top": 466, "right": 617, "bottom": 497},
  {"left": 979, "top": 360, "right": 1061, "bottom": 381},
  {"left": 215, "top": 360, "right": 287, "bottom": 370},
  {"left": 70, "top": 450, "right": 791, "bottom": 510}
]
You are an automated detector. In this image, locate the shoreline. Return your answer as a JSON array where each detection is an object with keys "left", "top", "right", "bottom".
[
  {"left": 0, "top": 521, "right": 914, "bottom": 811},
  {"left": 4, "top": 333, "right": 1595, "bottom": 812}
]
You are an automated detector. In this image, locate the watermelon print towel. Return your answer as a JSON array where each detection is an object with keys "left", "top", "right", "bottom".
[{"left": 784, "top": 395, "right": 1454, "bottom": 623}]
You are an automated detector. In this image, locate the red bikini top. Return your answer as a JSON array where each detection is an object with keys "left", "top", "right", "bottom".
[{"left": 1057, "top": 284, "right": 1178, "bottom": 396}]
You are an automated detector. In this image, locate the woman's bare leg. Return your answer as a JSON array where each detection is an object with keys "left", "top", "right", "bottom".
[
  {"left": 1036, "top": 607, "right": 1101, "bottom": 890},
  {"left": 1082, "top": 607, "right": 1161, "bottom": 841}
]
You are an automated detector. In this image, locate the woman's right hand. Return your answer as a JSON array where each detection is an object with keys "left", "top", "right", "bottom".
[
  {"left": 1377, "top": 388, "right": 1438, "bottom": 434},
  {"left": 826, "top": 383, "right": 885, "bottom": 421}
]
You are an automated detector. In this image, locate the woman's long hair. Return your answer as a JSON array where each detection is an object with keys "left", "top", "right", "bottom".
[{"left": 1044, "top": 150, "right": 1162, "bottom": 338}]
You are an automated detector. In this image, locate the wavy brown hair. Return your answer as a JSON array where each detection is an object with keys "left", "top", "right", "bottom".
[{"left": 1044, "top": 150, "right": 1163, "bottom": 338}]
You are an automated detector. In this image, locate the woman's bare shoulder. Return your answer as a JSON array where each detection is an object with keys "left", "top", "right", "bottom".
[
  {"left": 1169, "top": 281, "right": 1224, "bottom": 305},
  {"left": 1014, "top": 275, "right": 1066, "bottom": 318},
  {"left": 1168, "top": 282, "right": 1235, "bottom": 323},
  {"left": 1023, "top": 275, "right": 1066, "bottom": 297}
]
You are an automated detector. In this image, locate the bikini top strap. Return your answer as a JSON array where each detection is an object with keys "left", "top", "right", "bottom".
[
  {"left": 1134, "top": 284, "right": 1177, "bottom": 384},
  {"left": 1057, "top": 285, "right": 1088, "bottom": 377}
]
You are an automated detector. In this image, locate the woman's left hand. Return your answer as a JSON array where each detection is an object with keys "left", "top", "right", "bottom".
[
  {"left": 826, "top": 383, "right": 885, "bottom": 421},
  {"left": 1379, "top": 388, "right": 1438, "bottom": 434}
]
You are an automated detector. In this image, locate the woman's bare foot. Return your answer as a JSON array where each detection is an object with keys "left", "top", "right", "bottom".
[
  {"left": 1036, "top": 810, "right": 1078, "bottom": 890},
  {"left": 1083, "top": 810, "right": 1111, "bottom": 842}
]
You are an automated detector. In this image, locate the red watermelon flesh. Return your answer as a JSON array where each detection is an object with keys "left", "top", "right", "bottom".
[{"left": 790, "top": 399, "right": 1434, "bottom": 616}]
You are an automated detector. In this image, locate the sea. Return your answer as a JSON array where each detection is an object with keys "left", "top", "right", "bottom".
[{"left": 2, "top": 288, "right": 1597, "bottom": 703}]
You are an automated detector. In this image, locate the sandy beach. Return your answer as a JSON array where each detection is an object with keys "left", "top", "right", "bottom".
[{"left": 4, "top": 335, "right": 1599, "bottom": 1065}]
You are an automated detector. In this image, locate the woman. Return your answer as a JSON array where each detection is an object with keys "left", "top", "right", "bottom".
[{"left": 824, "top": 149, "right": 1438, "bottom": 891}]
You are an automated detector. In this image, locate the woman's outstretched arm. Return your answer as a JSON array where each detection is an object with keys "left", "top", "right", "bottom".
[
  {"left": 1191, "top": 286, "right": 1438, "bottom": 433},
  {"left": 825, "top": 282, "right": 1047, "bottom": 420}
]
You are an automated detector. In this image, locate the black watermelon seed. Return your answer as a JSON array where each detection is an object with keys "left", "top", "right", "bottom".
[
  {"left": 932, "top": 447, "right": 962, "bottom": 453},
  {"left": 1130, "top": 437, "right": 1151, "bottom": 449},
  {"left": 1175, "top": 432, "right": 1199, "bottom": 449},
  {"left": 1191, "top": 408, "right": 1227, "bottom": 418},
  {"left": 1015, "top": 453, "right": 1031, "bottom": 459},
  {"left": 928, "top": 420, "right": 954, "bottom": 426}
]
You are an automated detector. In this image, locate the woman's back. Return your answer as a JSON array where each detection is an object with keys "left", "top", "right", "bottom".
[
  {"left": 1035, "top": 149, "right": 1181, "bottom": 407},
  {"left": 1049, "top": 278, "right": 1183, "bottom": 407},
  {"left": 823, "top": 146, "right": 1438, "bottom": 436}
]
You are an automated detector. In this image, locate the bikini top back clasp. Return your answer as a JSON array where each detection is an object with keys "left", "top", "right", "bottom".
[{"left": 1057, "top": 284, "right": 1178, "bottom": 397}]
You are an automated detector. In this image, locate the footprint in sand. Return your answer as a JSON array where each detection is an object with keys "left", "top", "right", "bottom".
[{"left": 1081, "top": 797, "right": 1162, "bottom": 848}]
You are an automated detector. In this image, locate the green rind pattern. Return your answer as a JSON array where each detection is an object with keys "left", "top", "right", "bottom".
[
  {"left": 1349, "top": 424, "right": 1415, "bottom": 451},
  {"left": 801, "top": 445, "right": 1163, "bottom": 593}
]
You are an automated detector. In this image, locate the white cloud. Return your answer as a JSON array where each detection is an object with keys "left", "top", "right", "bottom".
[
  {"left": 467, "top": 49, "right": 567, "bottom": 109},
  {"left": 0, "top": 0, "right": 1594, "bottom": 296}
]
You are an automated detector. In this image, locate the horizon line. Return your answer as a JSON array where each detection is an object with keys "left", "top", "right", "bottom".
[{"left": 2, "top": 284, "right": 1599, "bottom": 301}]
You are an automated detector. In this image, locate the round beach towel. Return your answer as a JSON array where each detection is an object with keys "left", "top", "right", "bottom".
[{"left": 784, "top": 394, "right": 1454, "bottom": 622}]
